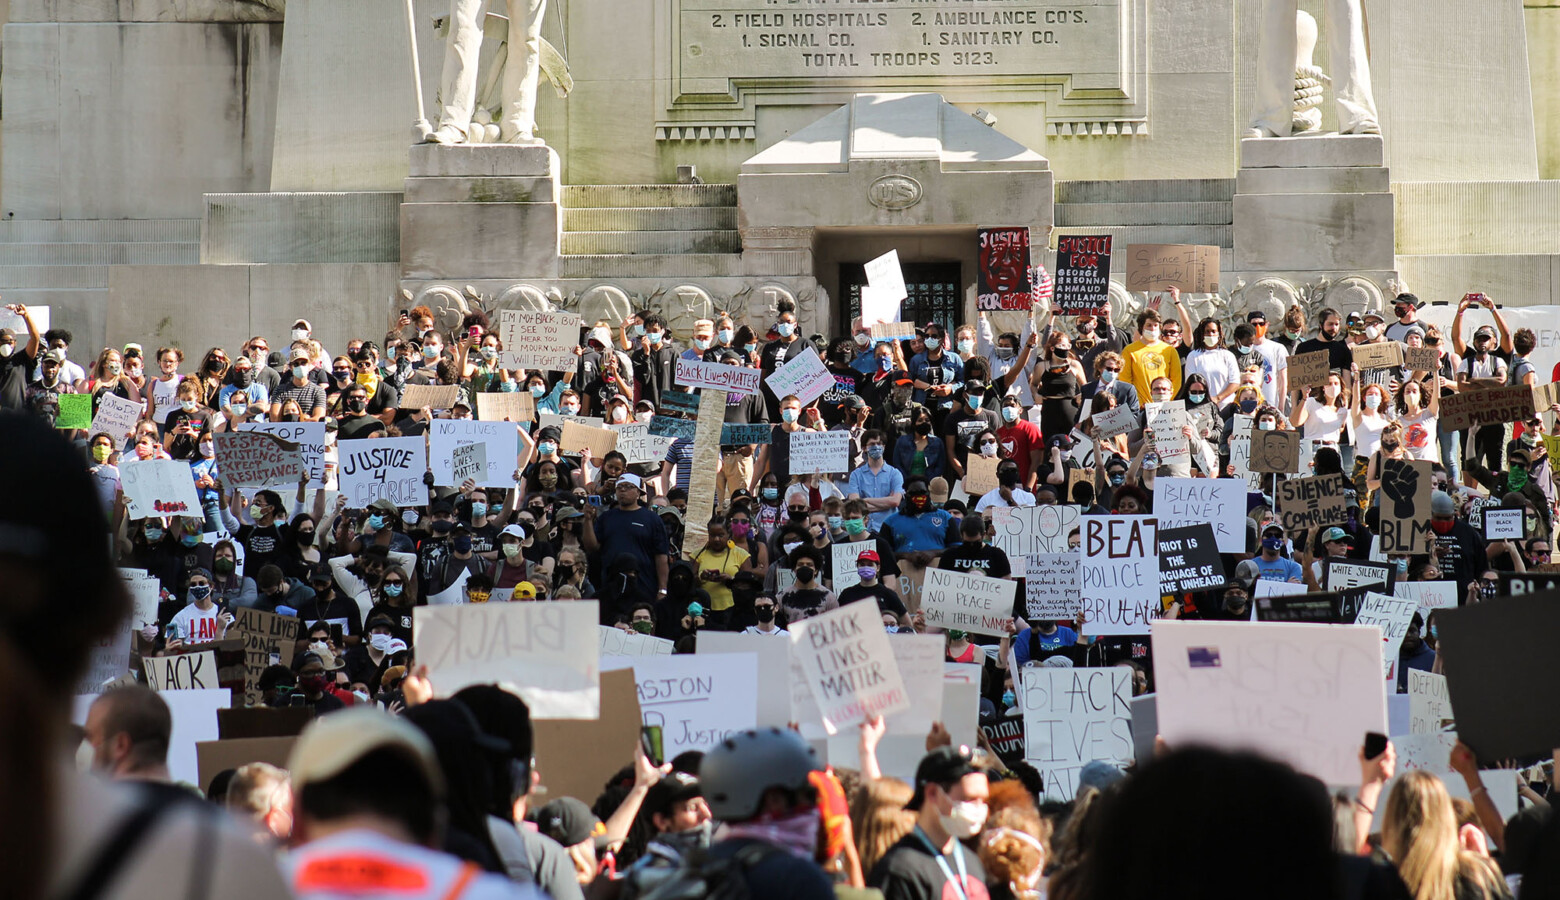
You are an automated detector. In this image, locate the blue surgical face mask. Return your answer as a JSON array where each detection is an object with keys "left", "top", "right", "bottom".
[
  {"left": 878, "top": 356, "right": 893, "bottom": 372},
  {"left": 530, "top": 384, "right": 546, "bottom": 398},
  {"left": 146, "top": 527, "right": 165, "bottom": 541},
  {"left": 384, "top": 583, "right": 404, "bottom": 598},
  {"left": 744, "top": 343, "right": 758, "bottom": 355},
  {"left": 648, "top": 331, "right": 664, "bottom": 345},
  {"left": 957, "top": 339, "right": 974, "bottom": 355},
  {"left": 471, "top": 502, "right": 488, "bottom": 518},
  {"left": 1100, "top": 370, "right": 1118, "bottom": 384},
  {"left": 718, "top": 328, "right": 734, "bottom": 344},
  {"left": 1236, "top": 344, "right": 1253, "bottom": 355},
  {"left": 924, "top": 337, "right": 941, "bottom": 352},
  {"left": 631, "top": 323, "right": 647, "bottom": 338},
  {"left": 1428, "top": 625, "right": 1438, "bottom": 639},
  {"left": 1189, "top": 393, "right": 1206, "bottom": 404},
  {"left": 1393, "top": 557, "right": 1408, "bottom": 574},
  {"left": 499, "top": 380, "right": 517, "bottom": 392},
  {"left": 694, "top": 338, "right": 712, "bottom": 350},
  {"left": 781, "top": 408, "right": 799, "bottom": 424},
  {"left": 1001, "top": 690, "right": 1016, "bottom": 708},
  {"left": 1001, "top": 406, "right": 1019, "bottom": 423},
  {"left": 867, "top": 445, "right": 885, "bottom": 460},
  {"left": 538, "top": 441, "right": 557, "bottom": 456},
  {"left": 292, "top": 365, "right": 309, "bottom": 379},
  {"left": 367, "top": 514, "right": 386, "bottom": 531},
  {"left": 762, "top": 487, "right": 779, "bottom": 501},
  {"left": 827, "top": 515, "right": 843, "bottom": 530},
  {"left": 776, "top": 322, "right": 795, "bottom": 338}
]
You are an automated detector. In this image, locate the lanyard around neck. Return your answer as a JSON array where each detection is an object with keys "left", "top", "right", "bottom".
[{"left": 913, "top": 826, "right": 969, "bottom": 900}]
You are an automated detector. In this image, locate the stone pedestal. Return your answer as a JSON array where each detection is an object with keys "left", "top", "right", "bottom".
[
  {"left": 399, "top": 144, "right": 562, "bottom": 282},
  {"left": 1233, "top": 134, "right": 1395, "bottom": 276}
]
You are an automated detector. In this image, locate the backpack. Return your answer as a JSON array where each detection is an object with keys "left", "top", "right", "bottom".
[{"left": 633, "top": 840, "right": 781, "bottom": 900}]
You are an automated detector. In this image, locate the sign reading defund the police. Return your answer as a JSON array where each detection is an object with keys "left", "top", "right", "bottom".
[
  {"left": 1021, "top": 666, "right": 1134, "bottom": 800},
  {"left": 791, "top": 602, "right": 909, "bottom": 734},
  {"left": 338, "top": 437, "right": 429, "bottom": 509},
  {"left": 922, "top": 568, "right": 1016, "bottom": 637},
  {"left": 1081, "top": 516, "right": 1160, "bottom": 637}
]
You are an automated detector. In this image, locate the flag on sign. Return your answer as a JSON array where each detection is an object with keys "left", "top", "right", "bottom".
[{"left": 1030, "top": 265, "right": 1054, "bottom": 304}]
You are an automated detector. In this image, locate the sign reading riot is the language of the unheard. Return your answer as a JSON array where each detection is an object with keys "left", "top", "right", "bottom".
[
  {"left": 414, "top": 601, "right": 600, "bottom": 719},
  {"left": 214, "top": 431, "right": 303, "bottom": 488},
  {"left": 338, "top": 437, "right": 429, "bottom": 509},
  {"left": 1021, "top": 666, "right": 1134, "bottom": 800},
  {"left": 1377, "top": 459, "right": 1433, "bottom": 554},
  {"left": 1080, "top": 516, "right": 1159, "bottom": 636},
  {"left": 496, "top": 310, "right": 582, "bottom": 373},
  {"left": 790, "top": 602, "right": 909, "bottom": 735},
  {"left": 1158, "top": 524, "right": 1225, "bottom": 594},
  {"left": 240, "top": 422, "right": 327, "bottom": 488},
  {"left": 1053, "top": 235, "right": 1112, "bottom": 314},
  {"left": 922, "top": 568, "right": 1017, "bottom": 637}
]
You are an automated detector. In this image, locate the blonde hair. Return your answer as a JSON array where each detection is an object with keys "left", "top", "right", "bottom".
[
  {"left": 227, "top": 762, "right": 288, "bottom": 818},
  {"left": 851, "top": 778, "right": 915, "bottom": 875},
  {"left": 979, "top": 806, "right": 1050, "bottom": 899},
  {"left": 1381, "top": 770, "right": 1506, "bottom": 900}
]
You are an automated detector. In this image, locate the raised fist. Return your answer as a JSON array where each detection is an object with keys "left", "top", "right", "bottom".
[{"left": 1379, "top": 461, "right": 1419, "bottom": 517}]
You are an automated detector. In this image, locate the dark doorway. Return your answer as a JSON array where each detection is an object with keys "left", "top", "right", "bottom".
[{"left": 839, "top": 262, "right": 963, "bottom": 335}]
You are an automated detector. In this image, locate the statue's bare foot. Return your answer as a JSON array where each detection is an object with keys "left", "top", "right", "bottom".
[
  {"left": 1342, "top": 122, "right": 1381, "bottom": 135},
  {"left": 504, "top": 131, "right": 545, "bottom": 146},
  {"left": 426, "top": 125, "right": 467, "bottom": 145}
]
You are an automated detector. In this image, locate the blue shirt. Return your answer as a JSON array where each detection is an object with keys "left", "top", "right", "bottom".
[
  {"left": 663, "top": 438, "right": 695, "bottom": 491},
  {"left": 594, "top": 505, "right": 672, "bottom": 597},
  {"left": 850, "top": 350, "right": 878, "bottom": 375},
  {"left": 879, "top": 508, "right": 956, "bottom": 554},
  {"left": 908, "top": 351, "right": 965, "bottom": 408},
  {"left": 848, "top": 462, "right": 905, "bottom": 530},
  {"left": 1013, "top": 625, "right": 1079, "bottom": 667},
  {"left": 1253, "top": 555, "right": 1304, "bottom": 583}
]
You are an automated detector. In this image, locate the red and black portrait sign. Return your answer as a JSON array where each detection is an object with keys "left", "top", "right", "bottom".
[{"left": 977, "top": 227, "right": 1034, "bottom": 311}]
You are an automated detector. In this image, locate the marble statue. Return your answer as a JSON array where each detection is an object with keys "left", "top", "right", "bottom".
[
  {"left": 1290, "top": 11, "right": 1327, "bottom": 134},
  {"left": 426, "top": 0, "right": 547, "bottom": 145},
  {"left": 1248, "top": 0, "right": 1380, "bottom": 138}
]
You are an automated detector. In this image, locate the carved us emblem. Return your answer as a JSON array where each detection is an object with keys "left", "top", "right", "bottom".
[{"left": 867, "top": 174, "right": 922, "bottom": 210}]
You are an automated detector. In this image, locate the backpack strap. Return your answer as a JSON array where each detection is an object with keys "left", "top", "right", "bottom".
[
  {"left": 441, "top": 862, "right": 481, "bottom": 900},
  {"left": 56, "top": 788, "right": 171, "bottom": 900}
]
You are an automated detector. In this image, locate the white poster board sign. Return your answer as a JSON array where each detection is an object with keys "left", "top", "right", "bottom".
[
  {"left": 1152, "top": 477, "right": 1245, "bottom": 553},
  {"left": 1152, "top": 620, "right": 1387, "bottom": 785},
  {"left": 865, "top": 249, "right": 909, "bottom": 304},
  {"left": 496, "top": 310, "right": 582, "bottom": 373},
  {"left": 1024, "top": 553, "right": 1082, "bottom": 619},
  {"left": 675, "top": 357, "right": 761, "bottom": 396},
  {"left": 1482, "top": 508, "right": 1524, "bottom": 540},
  {"left": 1021, "top": 666, "right": 1134, "bottom": 800},
  {"left": 1080, "top": 516, "right": 1160, "bottom": 636},
  {"left": 1394, "top": 581, "right": 1457, "bottom": 620},
  {"left": 90, "top": 393, "right": 143, "bottom": 447},
  {"left": 788, "top": 430, "right": 850, "bottom": 474},
  {"left": 697, "top": 632, "right": 794, "bottom": 729},
  {"left": 1144, "top": 400, "right": 1188, "bottom": 464},
  {"left": 1355, "top": 591, "right": 1419, "bottom": 680},
  {"left": 75, "top": 688, "right": 227, "bottom": 787},
  {"left": 429, "top": 419, "right": 515, "bottom": 488},
  {"left": 414, "top": 601, "right": 600, "bottom": 718},
  {"left": 790, "top": 601, "right": 909, "bottom": 734},
  {"left": 991, "top": 504, "right": 1080, "bottom": 557},
  {"left": 922, "top": 567, "right": 1017, "bottom": 637},
  {"left": 142, "top": 651, "right": 220, "bottom": 691},
  {"left": 120, "top": 458, "right": 202, "bottom": 520},
  {"left": 337, "top": 437, "right": 429, "bottom": 509},
  {"left": 610, "top": 423, "right": 676, "bottom": 466},
  {"left": 1408, "top": 669, "right": 1454, "bottom": 734},
  {"left": 625, "top": 653, "right": 758, "bottom": 758},
  {"left": 765, "top": 347, "right": 835, "bottom": 406},
  {"left": 598, "top": 625, "right": 674, "bottom": 658},
  {"left": 830, "top": 540, "right": 876, "bottom": 591}
]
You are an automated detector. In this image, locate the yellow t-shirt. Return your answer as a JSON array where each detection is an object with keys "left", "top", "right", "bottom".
[
  {"left": 1122, "top": 340, "right": 1183, "bottom": 401},
  {"left": 692, "top": 543, "right": 751, "bottom": 611}
]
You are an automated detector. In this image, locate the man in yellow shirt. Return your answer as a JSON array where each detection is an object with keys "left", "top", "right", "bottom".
[{"left": 1120, "top": 309, "right": 1183, "bottom": 401}]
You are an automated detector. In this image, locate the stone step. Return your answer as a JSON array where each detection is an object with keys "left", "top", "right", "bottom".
[
  {"left": 558, "top": 253, "right": 745, "bottom": 279},
  {"left": 0, "top": 242, "right": 199, "bottom": 266},
  {"left": 561, "top": 230, "right": 741, "bottom": 255},
  {"left": 1056, "top": 178, "right": 1235, "bottom": 204},
  {"left": 0, "top": 265, "right": 113, "bottom": 289},
  {"left": 562, "top": 206, "right": 738, "bottom": 233},
  {"left": 1055, "top": 201, "right": 1232, "bottom": 228},
  {"left": 562, "top": 184, "right": 737, "bottom": 209},
  {"left": 0, "top": 218, "right": 202, "bottom": 243},
  {"left": 1050, "top": 224, "right": 1235, "bottom": 249}
]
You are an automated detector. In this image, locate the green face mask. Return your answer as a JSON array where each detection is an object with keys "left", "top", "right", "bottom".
[
  {"left": 843, "top": 518, "right": 867, "bottom": 536},
  {"left": 631, "top": 620, "right": 654, "bottom": 635},
  {"left": 1509, "top": 466, "right": 1529, "bottom": 490},
  {"left": 947, "top": 630, "right": 967, "bottom": 642}
]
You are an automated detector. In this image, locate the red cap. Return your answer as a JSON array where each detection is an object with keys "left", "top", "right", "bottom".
[{"left": 857, "top": 549, "right": 880, "bottom": 564}]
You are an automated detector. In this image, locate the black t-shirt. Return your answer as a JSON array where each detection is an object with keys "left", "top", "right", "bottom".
[
  {"left": 366, "top": 601, "right": 414, "bottom": 643},
  {"left": 583, "top": 373, "right": 631, "bottom": 414},
  {"left": 868, "top": 832, "right": 991, "bottom": 900},
  {"left": 238, "top": 521, "right": 290, "bottom": 577},
  {"left": 0, "top": 346, "right": 36, "bottom": 411},
  {"left": 944, "top": 407, "right": 1002, "bottom": 468},
  {"left": 838, "top": 584, "right": 906, "bottom": 618},
  {"left": 366, "top": 381, "right": 400, "bottom": 416},
  {"left": 338, "top": 412, "right": 386, "bottom": 441},
  {"left": 294, "top": 588, "right": 363, "bottom": 636},
  {"left": 819, "top": 363, "right": 861, "bottom": 427},
  {"left": 1296, "top": 336, "right": 1352, "bottom": 373},
  {"left": 937, "top": 542, "right": 1012, "bottom": 579}
]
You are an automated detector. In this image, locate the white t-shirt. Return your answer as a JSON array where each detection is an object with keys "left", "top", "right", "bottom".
[
  {"left": 742, "top": 624, "right": 791, "bottom": 636},
  {"left": 976, "top": 487, "right": 1037, "bottom": 512},
  {"left": 1184, "top": 348, "right": 1241, "bottom": 401},
  {"left": 1300, "top": 399, "right": 1346, "bottom": 442},
  {"left": 288, "top": 828, "right": 540, "bottom": 900},
  {"left": 1397, "top": 408, "right": 1440, "bottom": 461},
  {"left": 150, "top": 375, "right": 180, "bottom": 424},
  {"left": 1353, "top": 413, "right": 1389, "bottom": 460},
  {"left": 1251, "top": 340, "right": 1289, "bottom": 408},
  {"left": 168, "top": 603, "right": 223, "bottom": 643}
]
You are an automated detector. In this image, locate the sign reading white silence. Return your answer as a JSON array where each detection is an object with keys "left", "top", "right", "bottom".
[
  {"left": 625, "top": 653, "right": 758, "bottom": 759},
  {"left": 414, "top": 601, "right": 599, "bottom": 719},
  {"left": 922, "top": 568, "right": 1017, "bottom": 637},
  {"left": 1356, "top": 591, "right": 1419, "bottom": 680},
  {"left": 790, "top": 601, "right": 909, "bottom": 734},
  {"left": 1021, "top": 666, "right": 1134, "bottom": 800},
  {"left": 337, "top": 437, "right": 429, "bottom": 509},
  {"left": 1080, "top": 516, "right": 1159, "bottom": 636},
  {"left": 1152, "top": 620, "right": 1387, "bottom": 785}
]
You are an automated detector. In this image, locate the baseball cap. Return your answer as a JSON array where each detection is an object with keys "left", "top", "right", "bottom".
[
  {"left": 42, "top": 349, "right": 67, "bottom": 365},
  {"left": 1320, "top": 527, "right": 1354, "bottom": 546},
  {"left": 929, "top": 476, "right": 950, "bottom": 505},
  {"left": 642, "top": 771, "right": 704, "bottom": 822},
  {"left": 500, "top": 523, "right": 527, "bottom": 541},
  {"left": 288, "top": 707, "right": 443, "bottom": 797},
  {"left": 618, "top": 472, "right": 644, "bottom": 491},
  {"left": 843, "top": 394, "right": 868, "bottom": 410},
  {"left": 368, "top": 498, "right": 398, "bottom": 514},
  {"left": 1431, "top": 492, "right": 1456, "bottom": 516},
  {"left": 554, "top": 506, "right": 583, "bottom": 522},
  {"left": 729, "top": 488, "right": 754, "bottom": 503},
  {"left": 366, "top": 613, "right": 396, "bottom": 631},
  {"left": 1262, "top": 522, "right": 1285, "bottom": 537},
  {"left": 906, "top": 745, "right": 983, "bottom": 811},
  {"left": 1394, "top": 294, "right": 1422, "bottom": 310},
  {"left": 429, "top": 499, "right": 455, "bottom": 516},
  {"left": 1246, "top": 310, "right": 1267, "bottom": 323},
  {"left": 1474, "top": 325, "right": 1496, "bottom": 339},
  {"left": 1363, "top": 310, "right": 1387, "bottom": 324},
  {"left": 535, "top": 797, "right": 606, "bottom": 848},
  {"left": 857, "top": 549, "right": 880, "bottom": 564},
  {"left": 514, "top": 581, "right": 538, "bottom": 599}
]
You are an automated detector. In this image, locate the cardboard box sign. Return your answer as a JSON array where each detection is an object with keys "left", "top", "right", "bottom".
[
  {"left": 1351, "top": 342, "right": 1403, "bottom": 370},
  {"left": 532, "top": 669, "right": 643, "bottom": 805},
  {"left": 1125, "top": 243, "right": 1219, "bottom": 293}
]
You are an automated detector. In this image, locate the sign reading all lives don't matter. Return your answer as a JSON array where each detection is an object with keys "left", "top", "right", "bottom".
[{"left": 673, "top": 1, "right": 1129, "bottom": 100}]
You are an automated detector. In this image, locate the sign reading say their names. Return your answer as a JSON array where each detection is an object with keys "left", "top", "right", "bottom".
[
  {"left": 496, "top": 310, "right": 582, "bottom": 373},
  {"left": 1080, "top": 516, "right": 1159, "bottom": 636},
  {"left": 240, "top": 422, "right": 328, "bottom": 488},
  {"left": 214, "top": 431, "right": 303, "bottom": 488},
  {"left": 764, "top": 347, "right": 835, "bottom": 406},
  {"left": 788, "top": 430, "right": 850, "bottom": 473},
  {"left": 1053, "top": 235, "right": 1112, "bottom": 314},
  {"left": 143, "top": 651, "right": 220, "bottom": 691},
  {"left": 790, "top": 601, "right": 910, "bottom": 734},
  {"left": 337, "top": 437, "right": 429, "bottom": 508},
  {"left": 675, "top": 357, "right": 761, "bottom": 396},
  {"left": 414, "top": 601, "right": 600, "bottom": 719},
  {"left": 121, "top": 458, "right": 202, "bottom": 519},
  {"left": 922, "top": 567, "right": 1017, "bottom": 637},
  {"left": 1021, "top": 666, "right": 1134, "bottom": 800},
  {"left": 1152, "top": 477, "right": 1244, "bottom": 553}
]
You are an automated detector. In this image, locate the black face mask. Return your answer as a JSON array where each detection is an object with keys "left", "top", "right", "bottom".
[
  {"left": 788, "top": 508, "right": 808, "bottom": 523},
  {"left": 234, "top": 370, "right": 254, "bottom": 387},
  {"left": 346, "top": 398, "right": 367, "bottom": 413},
  {"left": 915, "top": 421, "right": 932, "bottom": 436},
  {"left": 754, "top": 606, "right": 776, "bottom": 623},
  {"left": 794, "top": 567, "right": 816, "bottom": 584}
]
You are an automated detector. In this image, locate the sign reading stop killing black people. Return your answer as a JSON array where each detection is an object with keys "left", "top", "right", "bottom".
[
  {"left": 976, "top": 227, "right": 1034, "bottom": 311},
  {"left": 1080, "top": 515, "right": 1159, "bottom": 636},
  {"left": 1053, "top": 235, "right": 1112, "bottom": 314}
]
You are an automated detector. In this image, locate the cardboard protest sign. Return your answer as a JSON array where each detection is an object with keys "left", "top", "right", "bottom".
[
  {"left": 89, "top": 393, "right": 142, "bottom": 447},
  {"left": 1091, "top": 404, "right": 1137, "bottom": 440},
  {"left": 870, "top": 321, "right": 917, "bottom": 340},
  {"left": 197, "top": 737, "right": 297, "bottom": 794},
  {"left": 1436, "top": 392, "right": 1479, "bottom": 432},
  {"left": 992, "top": 504, "right": 1080, "bottom": 557},
  {"left": 532, "top": 670, "right": 640, "bottom": 807},
  {"left": 976, "top": 227, "right": 1035, "bottom": 311},
  {"left": 598, "top": 624, "right": 673, "bottom": 658},
  {"left": 451, "top": 442, "right": 487, "bottom": 485},
  {"left": 538, "top": 413, "right": 606, "bottom": 435},
  {"left": 560, "top": 419, "right": 620, "bottom": 460},
  {"left": 864, "top": 249, "right": 909, "bottom": 305},
  {"left": 1402, "top": 346, "right": 1439, "bottom": 371},
  {"left": 1497, "top": 570, "right": 1560, "bottom": 597},
  {"left": 611, "top": 423, "right": 676, "bottom": 465},
  {"left": 659, "top": 389, "right": 700, "bottom": 415},
  {"left": 830, "top": 540, "right": 876, "bottom": 591},
  {"left": 1145, "top": 400, "right": 1189, "bottom": 464},
  {"left": 1276, "top": 474, "right": 1348, "bottom": 542},
  {"left": 214, "top": 431, "right": 303, "bottom": 487},
  {"left": 414, "top": 601, "right": 599, "bottom": 719},
  {"left": 1483, "top": 507, "right": 1523, "bottom": 540},
  {"left": 1254, "top": 590, "right": 1349, "bottom": 623},
  {"left": 496, "top": 309, "right": 581, "bottom": 372},
  {"left": 788, "top": 430, "right": 850, "bottom": 474},
  {"left": 1153, "top": 620, "right": 1387, "bottom": 784},
  {"left": 790, "top": 601, "right": 910, "bottom": 734},
  {"left": 1152, "top": 478, "right": 1244, "bottom": 553},
  {"left": 675, "top": 357, "right": 760, "bottom": 396},
  {"left": 1408, "top": 670, "right": 1454, "bottom": 734},
  {"left": 1351, "top": 342, "right": 1404, "bottom": 370},
  {"left": 55, "top": 392, "right": 91, "bottom": 429},
  {"left": 1080, "top": 516, "right": 1160, "bottom": 636},
  {"left": 648, "top": 415, "right": 697, "bottom": 439},
  {"left": 1024, "top": 553, "right": 1082, "bottom": 619},
  {"left": 696, "top": 632, "right": 794, "bottom": 728},
  {"left": 1021, "top": 666, "right": 1133, "bottom": 800},
  {"left": 122, "top": 568, "right": 162, "bottom": 630},
  {"left": 229, "top": 607, "right": 301, "bottom": 707},
  {"left": 1250, "top": 428, "right": 1300, "bottom": 474},
  {"left": 143, "top": 651, "right": 220, "bottom": 691},
  {"left": 1377, "top": 459, "right": 1433, "bottom": 554},
  {"left": 1479, "top": 385, "right": 1538, "bottom": 425},
  {"left": 1053, "top": 235, "right": 1112, "bottom": 314},
  {"left": 236, "top": 422, "right": 324, "bottom": 488},
  {"left": 475, "top": 391, "right": 535, "bottom": 423},
  {"left": 1125, "top": 243, "right": 1218, "bottom": 293},
  {"left": 337, "top": 437, "right": 429, "bottom": 508},
  {"left": 121, "top": 458, "right": 201, "bottom": 519},
  {"left": 1157, "top": 524, "right": 1225, "bottom": 594},
  {"left": 399, "top": 383, "right": 465, "bottom": 411},
  {"left": 963, "top": 456, "right": 1000, "bottom": 497},
  {"left": 922, "top": 568, "right": 1017, "bottom": 637},
  {"left": 623, "top": 653, "right": 758, "bottom": 758},
  {"left": 1355, "top": 591, "right": 1419, "bottom": 679},
  {"left": 720, "top": 423, "right": 772, "bottom": 445},
  {"left": 765, "top": 347, "right": 834, "bottom": 406},
  {"left": 1287, "top": 350, "right": 1333, "bottom": 391},
  {"left": 1435, "top": 593, "right": 1560, "bottom": 759},
  {"left": 76, "top": 629, "right": 131, "bottom": 694}
]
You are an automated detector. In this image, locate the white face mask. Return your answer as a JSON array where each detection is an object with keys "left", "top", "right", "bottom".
[
  {"left": 980, "top": 441, "right": 998, "bottom": 457},
  {"left": 1365, "top": 324, "right": 1383, "bottom": 340},
  {"left": 1257, "top": 420, "right": 1276, "bottom": 431},
  {"left": 0, "top": 345, "right": 13, "bottom": 359},
  {"left": 1323, "top": 384, "right": 1340, "bottom": 399},
  {"left": 1203, "top": 334, "right": 1219, "bottom": 348},
  {"left": 635, "top": 411, "right": 654, "bottom": 424},
  {"left": 1141, "top": 327, "right": 1160, "bottom": 343},
  {"left": 369, "top": 632, "right": 394, "bottom": 652},
  {"left": 611, "top": 407, "right": 629, "bottom": 423},
  {"left": 940, "top": 799, "right": 988, "bottom": 839}
]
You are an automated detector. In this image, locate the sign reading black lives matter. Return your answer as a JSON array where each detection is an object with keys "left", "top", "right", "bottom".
[
  {"left": 1158, "top": 524, "right": 1224, "bottom": 595},
  {"left": 1053, "top": 235, "right": 1112, "bottom": 314}
]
